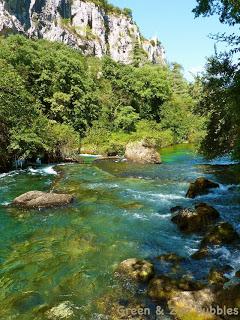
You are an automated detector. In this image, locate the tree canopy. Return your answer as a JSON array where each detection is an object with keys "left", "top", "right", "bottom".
[
  {"left": 0, "top": 34, "right": 206, "bottom": 170},
  {"left": 193, "top": 0, "right": 240, "bottom": 159}
]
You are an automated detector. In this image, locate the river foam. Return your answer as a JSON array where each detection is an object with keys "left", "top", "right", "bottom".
[{"left": 28, "top": 165, "right": 57, "bottom": 175}]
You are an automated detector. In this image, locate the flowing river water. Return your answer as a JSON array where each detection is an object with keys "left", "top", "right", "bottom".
[{"left": 0, "top": 145, "right": 239, "bottom": 319}]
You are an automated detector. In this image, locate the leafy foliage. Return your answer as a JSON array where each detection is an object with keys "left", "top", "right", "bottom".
[
  {"left": 0, "top": 35, "right": 205, "bottom": 169},
  {"left": 193, "top": 0, "right": 240, "bottom": 159}
]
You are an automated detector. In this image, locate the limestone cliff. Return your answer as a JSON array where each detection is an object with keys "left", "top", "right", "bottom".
[{"left": 0, "top": 0, "right": 165, "bottom": 64}]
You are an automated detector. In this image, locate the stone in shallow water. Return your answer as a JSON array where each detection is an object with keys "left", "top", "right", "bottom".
[
  {"left": 156, "top": 253, "right": 184, "bottom": 264},
  {"left": 200, "top": 222, "right": 239, "bottom": 247},
  {"left": 191, "top": 247, "right": 210, "bottom": 260},
  {"left": 148, "top": 275, "right": 204, "bottom": 301},
  {"left": 170, "top": 206, "right": 183, "bottom": 213},
  {"left": 116, "top": 258, "right": 154, "bottom": 282},
  {"left": 168, "top": 288, "right": 217, "bottom": 320},
  {"left": 125, "top": 140, "right": 161, "bottom": 164},
  {"left": 171, "top": 203, "right": 219, "bottom": 233},
  {"left": 186, "top": 177, "right": 219, "bottom": 198},
  {"left": 46, "top": 301, "right": 74, "bottom": 319},
  {"left": 12, "top": 191, "right": 74, "bottom": 209},
  {"left": 208, "top": 267, "right": 229, "bottom": 287},
  {"left": 235, "top": 270, "right": 240, "bottom": 278}
]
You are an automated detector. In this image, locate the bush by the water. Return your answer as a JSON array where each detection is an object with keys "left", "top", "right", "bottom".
[{"left": 0, "top": 35, "right": 206, "bottom": 169}]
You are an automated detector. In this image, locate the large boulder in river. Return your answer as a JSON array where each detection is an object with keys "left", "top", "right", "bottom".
[
  {"left": 168, "top": 288, "right": 218, "bottom": 320},
  {"left": 148, "top": 275, "right": 203, "bottom": 301},
  {"left": 125, "top": 140, "right": 161, "bottom": 164},
  {"left": 200, "top": 222, "right": 239, "bottom": 247},
  {"left": 148, "top": 277, "right": 217, "bottom": 320},
  {"left": 116, "top": 258, "right": 154, "bottom": 282},
  {"left": 171, "top": 203, "right": 220, "bottom": 233},
  {"left": 13, "top": 191, "right": 73, "bottom": 209},
  {"left": 186, "top": 177, "right": 219, "bottom": 198}
]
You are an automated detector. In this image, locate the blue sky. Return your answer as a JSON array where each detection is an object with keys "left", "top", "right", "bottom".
[{"left": 111, "top": 0, "right": 237, "bottom": 79}]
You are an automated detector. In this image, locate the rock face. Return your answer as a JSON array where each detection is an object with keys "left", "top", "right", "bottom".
[
  {"left": 13, "top": 191, "right": 73, "bottom": 209},
  {"left": 186, "top": 177, "right": 219, "bottom": 198},
  {"left": 116, "top": 258, "right": 154, "bottom": 282},
  {"left": 125, "top": 140, "right": 161, "bottom": 164},
  {"left": 0, "top": 0, "right": 165, "bottom": 65},
  {"left": 171, "top": 203, "right": 220, "bottom": 233}
]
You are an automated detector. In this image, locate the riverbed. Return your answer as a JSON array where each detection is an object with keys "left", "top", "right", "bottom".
[{"left": 0, "top": 145, "right": 239, "bottom": 319}]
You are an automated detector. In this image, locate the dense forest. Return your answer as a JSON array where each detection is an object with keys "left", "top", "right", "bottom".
[
  {"left": 0, "top": 0, "right": 239, "bottom": 173},
  {"left": 0, "top": 34, "right": 205, "bottom": 172},
  {"left": 194, "top": 0, "right": 240, "bottom": 159}
]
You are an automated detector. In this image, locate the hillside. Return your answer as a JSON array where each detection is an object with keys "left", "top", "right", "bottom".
[{"left": 0, "top": 0, "right": 165, "bottom": 64}]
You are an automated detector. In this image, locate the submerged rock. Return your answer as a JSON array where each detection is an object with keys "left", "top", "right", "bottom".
[
  {"left": 235, "top": 270, "right": 240, "bottom": 278},
  {"left": 46, "top": 301, "right": 74, "bottom": 319},
  {"left": 201, "top": 222, "right": 239, "bottom": 247},
  {"left": 125, "top": 140, "right": 161, "bottom": 164},
  {"left": 171, "top": 203, "right": 219, "bottom": 233},
  {"left": 191, "top": 247, "right": 210, "bottom": 260},
  {"left": 168, "top": 288, "right": 218, "bottom": 320},
  {"left": 13, "top": 191, "right": 73, "bottom": 209},
  {"left": 148, "top": 275, "right": 203, "bottom": 301},
  {"left": 216, "top": 284, "right": 240, "bottom": 320},
  {"left": 170, "top": 206, "right": 183, "bottom": 214},
  {"left": 96, "top": 295, "right": 148, "bottom": 320},
  {"left": 186, "top": 177, "right": 219, "bottom": 198},
  {"left": 157, "top": 253, "right": 184, "bottom": 264},
  {"left": 208, "top": 268, "right": 229, "bottom": 288},
  {"left": 116, "top": 258, "right": 154, "bottom": 282}
]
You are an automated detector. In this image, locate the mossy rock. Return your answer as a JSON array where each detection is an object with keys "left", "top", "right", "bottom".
[
  {"left": 171, "top": 203, "right": 219, "bottom": 233},
  {"left": 186, "top": 177, "right": 219, "bottom": 199},
  {"left": 168, "top": 288, "right": 219, "bottom": 320},
  {"left": 208, "top": 268, "right": 229, "bottom": 287},
  {"left": 45, "top": 301, "right": 74, "bottom": 319},
  {"left": 235, "top": 270, "right": 240, "bottom": 278},
  {"left": 157, "top": 253, "right": 184, "bottom": 264},
  {"left": 201, "top": 222, "right": 239, "bottom": 247},
  {"left": 170, "top": 206, "right": 183, "bottom": 213},
  {"left": 96, "top": 293, "right": 147, "bottom": 320},
  {"left": 116, "top": 258, "right": 154, "bottom": 282},
  {"left": 191, "top": 247, "right": 209, "bottom": 260},
  {"left": 216, "top": 284, "right": 240, "bottom": 320},
  {"left": 148, "top": 276, "right": 203, "bottom": 301}
]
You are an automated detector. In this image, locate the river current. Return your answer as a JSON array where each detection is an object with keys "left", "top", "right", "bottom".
[{"left": 0, "top": 145, "right": 239, "bottom": 319}]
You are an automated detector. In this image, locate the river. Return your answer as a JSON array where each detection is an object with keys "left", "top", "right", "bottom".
[{"left": 0, "top": 145, "right": 239, "bottom": 319}]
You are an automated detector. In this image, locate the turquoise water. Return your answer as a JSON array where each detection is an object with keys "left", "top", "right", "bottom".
[{"left": 0, "top": 145, "right": 239, "bottom": 319}]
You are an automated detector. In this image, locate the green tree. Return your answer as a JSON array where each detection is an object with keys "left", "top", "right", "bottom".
[
  {"left": 193, "top": 0, "right": 240, "bottom": 158},
  {"left": 114, "top": 106, "right": 139, "bottom": 132}
]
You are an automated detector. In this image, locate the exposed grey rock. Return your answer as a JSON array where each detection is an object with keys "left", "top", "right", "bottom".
[
  {"left": 0, "top": 0, "right": 165, "bottom": 64},
  {"left": 125, "top": 140, "right": 161, "bottom": 164},
  {"left": 13, "top": 191, "right": 73, "bottom": 209}
]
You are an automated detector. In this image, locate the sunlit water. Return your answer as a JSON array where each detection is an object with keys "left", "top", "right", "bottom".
[{"left": 0, "top": 145, "right": 239, "bottom": 319}]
